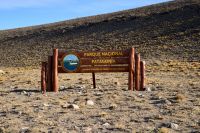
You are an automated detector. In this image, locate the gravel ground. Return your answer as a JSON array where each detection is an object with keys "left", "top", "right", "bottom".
[{"left": 0, "top": 60, "right": 199, "bottom": 132}]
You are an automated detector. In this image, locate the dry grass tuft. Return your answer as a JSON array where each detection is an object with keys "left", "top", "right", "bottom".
[
  {"left": 114, "top": 122, "right": 126, "bottom": 129},
  {"left": 159, "top": 127, "right": 170, "bottom": 133},
  {"left": 175, "top": 94, "right": 186, "bottom": 102},
  {"left": 99, "top": 112, "right": 108, "bottom": 117}
]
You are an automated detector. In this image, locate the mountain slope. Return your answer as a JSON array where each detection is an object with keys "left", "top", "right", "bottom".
[{"left": 0, "top": 0, "right": 200, "bottom": 67}]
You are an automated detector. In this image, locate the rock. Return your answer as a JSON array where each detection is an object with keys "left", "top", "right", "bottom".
[
  {"left": 99, "top": 112, "right": 108, "bottom": 117},
  {"left": 61, "top": 104, "right": 68, "bottom": 108},
  {"left": 97, "top": 86, "right": 102, "bottom": 89},
  {"left": 169, "top": 123, "right": 179, "bottom": 130},
  {"left": 76, "top": 85, "right": 85, "bottom": 89},
  {"left": 20, "top": 127, "right": 30, "bottom": 133},
  {"left": 161, "top": 123, "right": 179, "bottom": 130},
  {"left": 94, "top": 92, "right": 103, "bottom": 96},
  {"left": 67, "top": 104, "right": 80, "bottom": 110},
  {"left": 0, "top": 127, "right": 5, "bottom": 133},
  {"left": 82, "top": 127, "right": 92, "bottom": 132},
  {"left": 154, "top": 60, "right": 162, "bottom": 66},
  {"left": 86, "top": 100, "right": 94, "bottom": 106},
  {"left": 21, "top": 91, "right": 27, "bottom": 95},
  {"left": 103, "top": 123, "right": 110, "bottom": 127},
  {"left": 154, "top": 114, "right": 164, "bottom": 120},
  {"left": 59, "top": 85, "right": 66, "bottom": 90},
  {"left": 164, "top": 99, "right": 172, "bottom": 105},
  {"left": 18, "top": 111, "right": 22, "bottom": 115},
  {"left": 0, "top": 70, "right": 5, "bottom": 75},
  {"left": 43, "top": 103, "right": 50, "bottom": 107},
  {"left": 114, "top": 81, "right": 120, "bottom": 86},
  {"left": 145, "top": 87, "right": 151, "bottom": 91},
  {"left": 138, "top": 93, "right": 145, "bottom": 97},
  {"left": 109, "top": 104, "right": 117, "bottom": 110}
]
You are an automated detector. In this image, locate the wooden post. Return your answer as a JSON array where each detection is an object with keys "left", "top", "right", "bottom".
[
  {"left": 45, "top": 63, "right": 48, "bottom": 83},
  {"left": 47, "top": 56, "right": 53, "bottom": 92},
  {"left": 92, "top": 73, "right": 96, "bottom": 89},
  {"left": 135, "top": 53, "right": 140, "bottom": 91},
  {"left": 52, "top": 49, "right": 58, "bottom": 92},
  {"left": 41, "top": 62, "right": 47, "bottom": 93},
  {"left": 128, "top": 48, "right": 135, "bottom": 91},
  {"left": 140, "top": 61, "right": 145, "bottom": 91}
]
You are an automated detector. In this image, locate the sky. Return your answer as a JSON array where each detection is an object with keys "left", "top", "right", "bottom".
[{"left": 0, "top": 0, "right": 171, "bottom": 30}]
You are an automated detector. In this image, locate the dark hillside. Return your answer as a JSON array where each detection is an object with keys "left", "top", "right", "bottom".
[{"left": 0, "top": 0, "right": 200, "bottom": 67}]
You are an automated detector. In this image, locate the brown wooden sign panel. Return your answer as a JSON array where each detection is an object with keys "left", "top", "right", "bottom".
[
  {"left": 58, "top": 49, "right": 130, "bottom": 59},
  {"left": 58, "top": 65, "right": 129, "bottom": 73},
  {"left": 41, "top": 48, "right": 146, "bottom": 92},
  {"left": 58, "top": 57, "right": 129, "bottom": 66},
  {"left": 59, "top": 49, "right": 130, "bottom": 73}
]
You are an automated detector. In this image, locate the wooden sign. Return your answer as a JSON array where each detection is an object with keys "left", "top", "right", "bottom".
[{"left": 41, "top": 48, "right": 146, "bottom": 93}]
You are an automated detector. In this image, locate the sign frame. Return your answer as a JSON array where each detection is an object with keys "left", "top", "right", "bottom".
[{"left": 41, "top": 48, "right": 146, "bottom": 93}]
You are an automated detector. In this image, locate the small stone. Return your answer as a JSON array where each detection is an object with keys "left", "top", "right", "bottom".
[
  {"left": 94, "top": 92, "right": 103, "bottom": 96},
  {"left": 43, "top": 103, "right": 50, "bottom": 107},
  {"left": 77, "top": 85, "right": 85, "bottom": 89},
  {"left": 164, "top": 99, "right": 172, "bottom": 105},
  {"left": 61, "top": 104, "right": 68, "bottom": 108},
  {"left": 109, "top": 104, "right": 117, "bottom": 110},
  {"left": 77, "top": 92, "right": 83, "bottom": 95},
  {"left": 114, "top": 81, "right": 120, "bottom": 86},
  {"left": 0, "top": 70, "right": 5, "bottom": 75},
  {"left": 67, "top": 104, "right": 80, "bottom": 110},
  {"left": 154, "top": 114, "right": 164, "bottom": 120},
  {"left": 21, "top": 91, "right": 27, "bottom": 95},
  {"left": 82, "top": 127, "right": 92, "bottom": 132},
  {"left": 0, "top": 127, "right": 5, "bottom": 133},
  {"left": 138, "top": 93, "right": 145, "bottom": 97},
  {"left": 18, "top": 111, "right": 22, "bottom": 115},
  {"left": 20, "top": 127, "right": 29, "bottom": 133},
  {"left": 154, "top": 60, "right": 162, "bottom": 66},
  {"left": 86, "top": 100, "right": 94, "bottom": 106},
  {"left": 99, "top": 112, "right": 108, "bottom": 117},
  {"left": 103, "top": 123, "right": 110, "bottom": 127},
  {"left": 145, "top": 87, "right": 151, "bottom": 91},
  {"left": 60, "top": 85, "right": 66, "bottom": 90},
  {"left": 97, "top": 86, "right": 102, "bottom": 89},
  {"left": 170, "top": 123, "right": 179, "bottom": 130}
]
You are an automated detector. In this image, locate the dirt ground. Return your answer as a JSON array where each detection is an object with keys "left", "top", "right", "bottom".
[
  {"left": 0, "top": 0, "right": 200, "bottom": 132},
  {"left": 0, "top": 60, "right": 199, "bottom": 133}
]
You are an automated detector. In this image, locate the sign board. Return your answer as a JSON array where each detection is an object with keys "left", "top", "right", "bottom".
[
  {"left": 41, "top": 48, "right": 146, "bottom": 93},
  {"left": 58, "top": 50, "right": 130, "bottom": 73}
]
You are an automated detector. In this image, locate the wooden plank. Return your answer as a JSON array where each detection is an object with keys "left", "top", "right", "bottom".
[
  {"left": 52, "top": 49, "right": 58, "bottom": 92},
  {"left": 92, "top": 73, "right": 96, "bottom": 88},
  {"left": 80, "top": 57, "right": 129, "bottom": 65},
  {"left": 128, "top": 48, "right": 134, "bottom": 91},
  {"left": 58, "top": 49, "right": 130, "bottom": 58},
  {"left": 140, "top": 61, "right": 145, "bottom": 91},
  {"left": 58, "top": 65, "right": 129, "bottom": 73},
  {"left": 47, "top": 56, "right": 53, "bottom": 92},
  {"left": 45, "top": 63, "right": 48, "bottom": 83},
  {"left": 41, "top": 62, "right": 47, "bottom": 93},
  {"left": 135, "top": 53, "right": 140, "bottom": 91}
]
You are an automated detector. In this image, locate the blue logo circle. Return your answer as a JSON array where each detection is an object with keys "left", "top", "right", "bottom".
[{"left": 63, "top": 54, "right": 80, "bottom": 72}]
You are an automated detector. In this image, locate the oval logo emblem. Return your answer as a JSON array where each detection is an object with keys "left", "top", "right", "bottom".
[{"left": 62, "top": 54, "right": 80, "bottom": 72}]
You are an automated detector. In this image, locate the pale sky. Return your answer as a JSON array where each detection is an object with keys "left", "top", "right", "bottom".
[{"left": 0, "top": 0, "right": 171, "bottom": 30}]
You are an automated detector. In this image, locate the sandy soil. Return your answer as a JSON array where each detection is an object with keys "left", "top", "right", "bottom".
[
  {"left": 0, "top": 60, "right": 199, "bottom": 133},
  {"left": 0, "top": 1, "right": 200, "bottom": 132}
]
